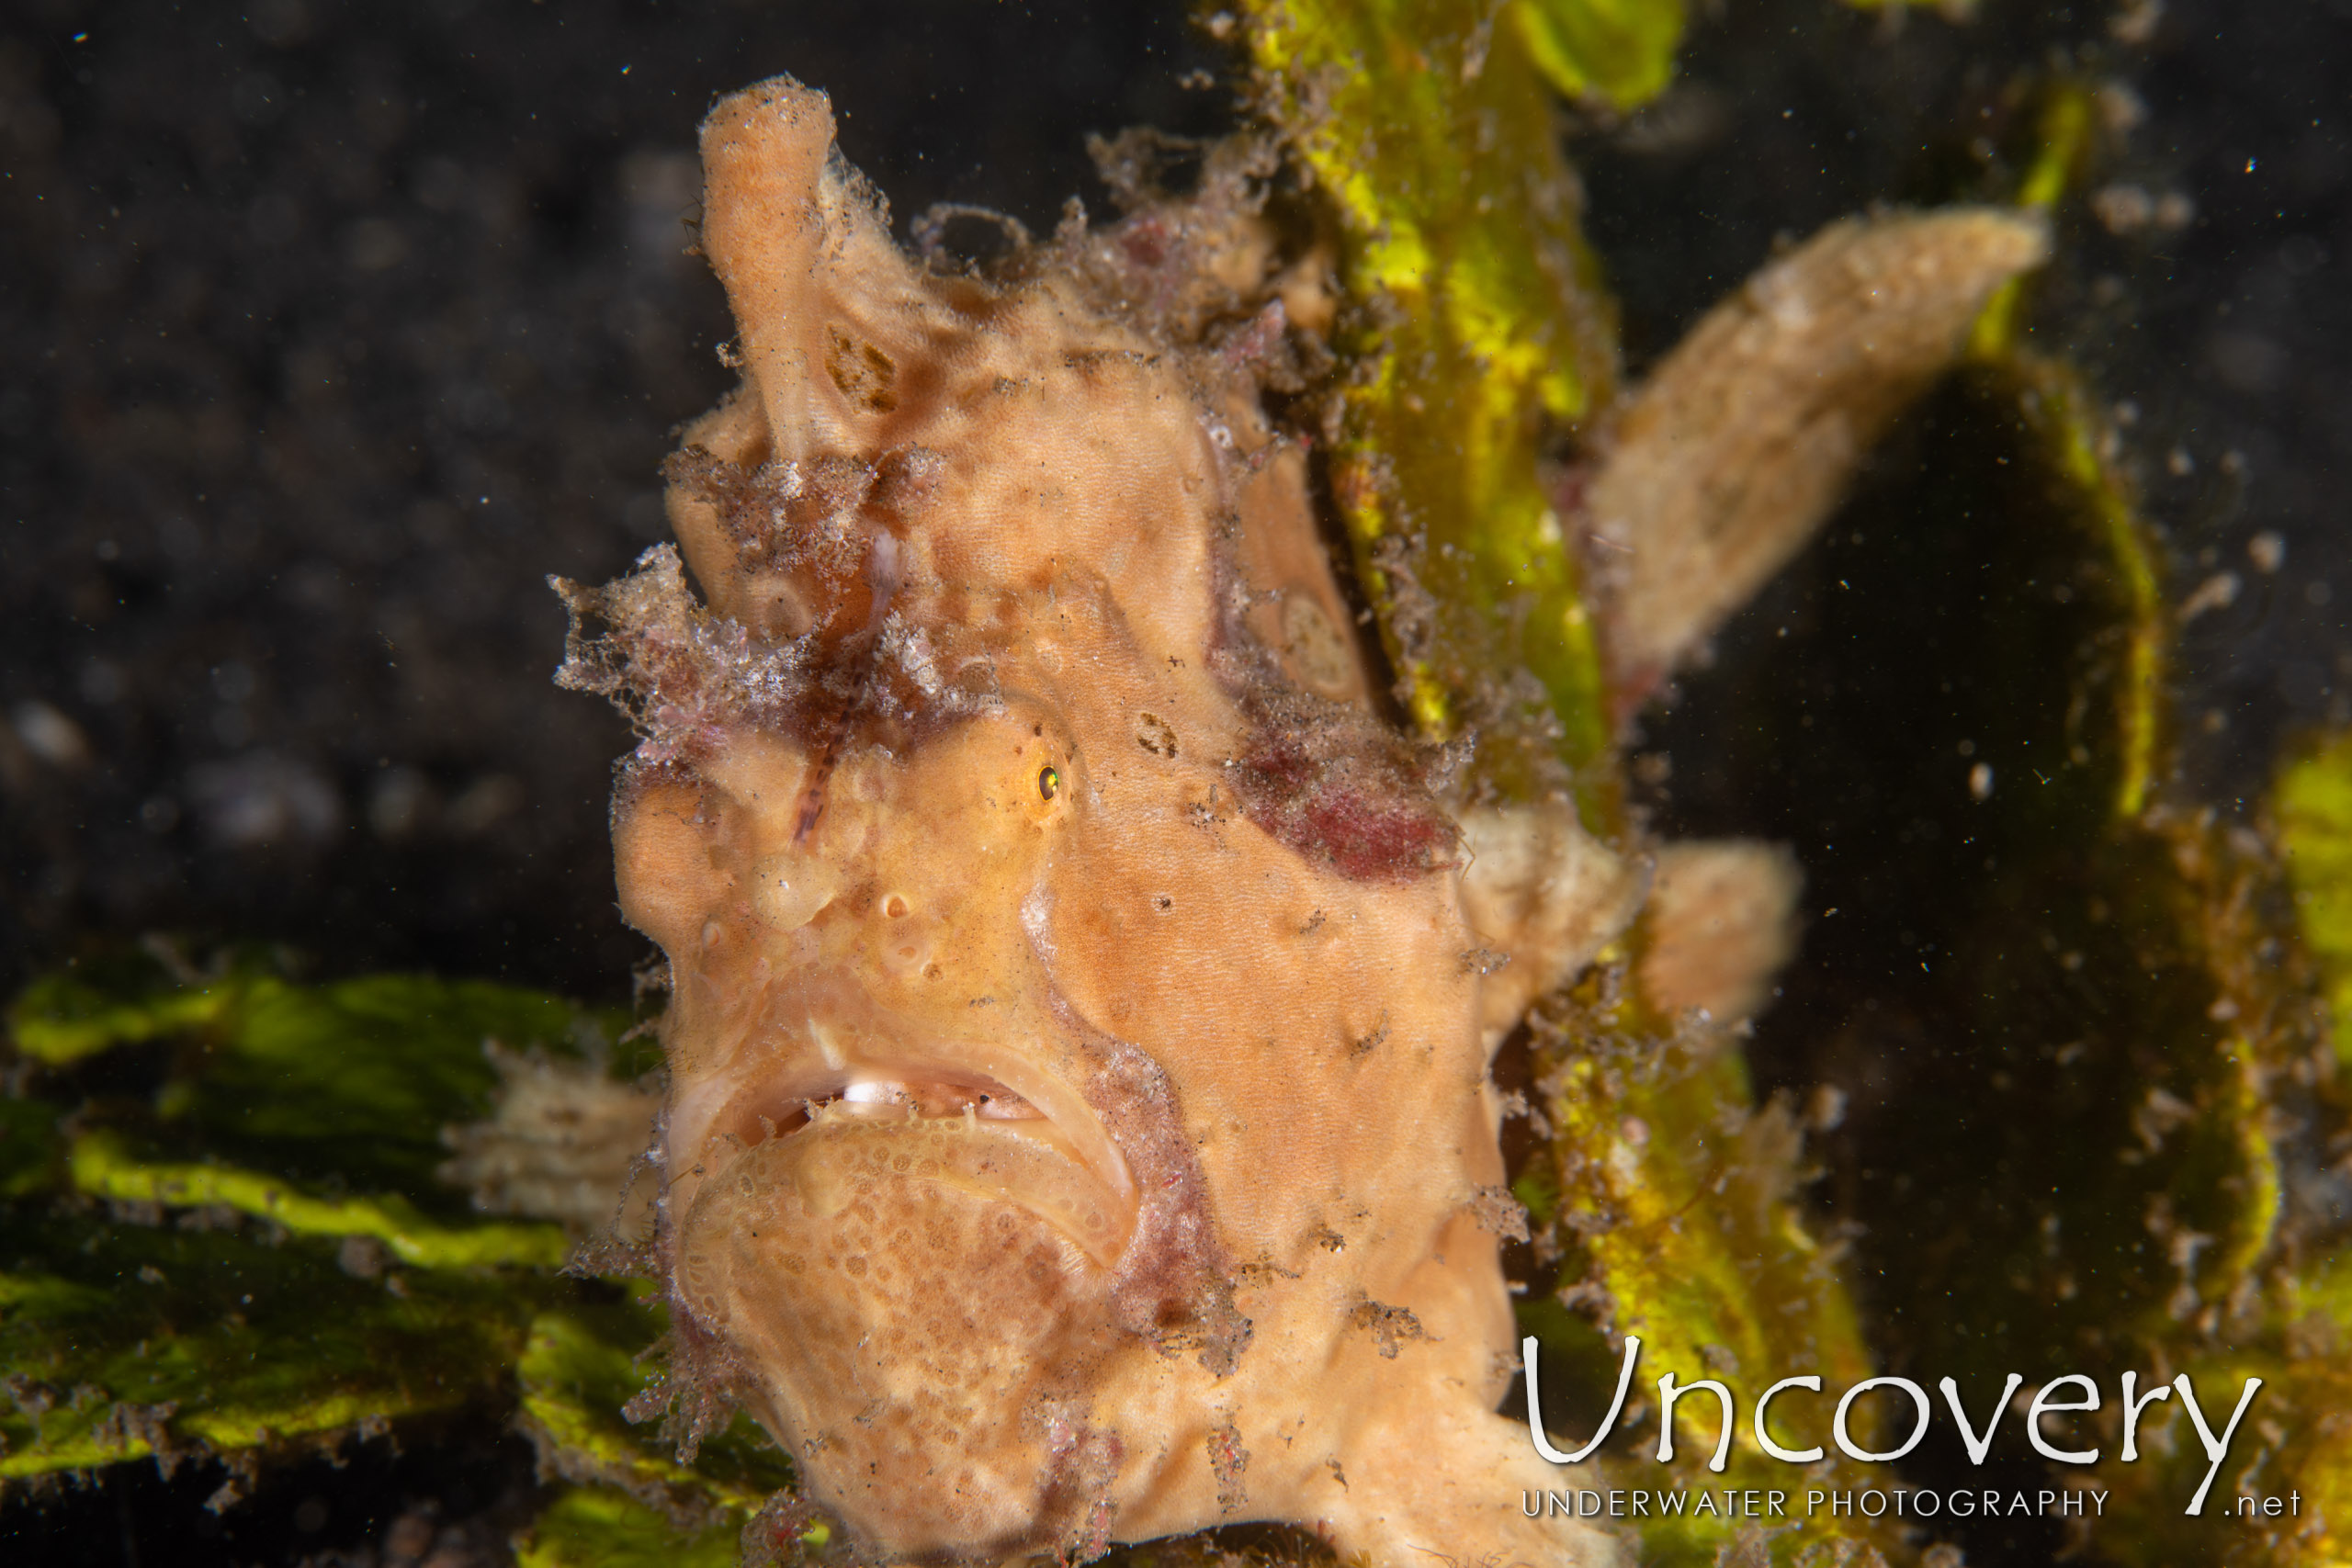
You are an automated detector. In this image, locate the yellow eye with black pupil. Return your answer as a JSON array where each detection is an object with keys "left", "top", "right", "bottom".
[{"left": 1038, "top": 765, "right": 1061, "bottom": 801}]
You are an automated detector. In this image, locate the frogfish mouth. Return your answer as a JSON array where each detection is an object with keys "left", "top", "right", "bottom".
[{"left": 553, "top": 67, "right": 2037, "bottom": 1568}]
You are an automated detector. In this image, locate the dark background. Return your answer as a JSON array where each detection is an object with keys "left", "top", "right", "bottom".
[
  {"left": 0, "top": 0, "right": 2345, "bottom": 1563},
  {"left": 0, "top": 0, "right": 1230, "bottom": 1009}
]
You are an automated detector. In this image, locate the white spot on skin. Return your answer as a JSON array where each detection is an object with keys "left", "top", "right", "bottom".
[
  {"left": 1021, "top": 884, "right": 1057, "bottom": 970},
  {"left": 811, "top": 1019, "right": 847, "bottom": 1072}
]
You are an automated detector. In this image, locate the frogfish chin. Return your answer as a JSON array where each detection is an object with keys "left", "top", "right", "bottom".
[{"left": 557, "top": 74, "right": 1635, "bottom": 1567}]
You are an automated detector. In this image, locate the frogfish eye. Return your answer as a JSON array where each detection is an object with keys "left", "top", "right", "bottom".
[{"left": 1038, "top": 765, "right": 1061, "bottom": 801}]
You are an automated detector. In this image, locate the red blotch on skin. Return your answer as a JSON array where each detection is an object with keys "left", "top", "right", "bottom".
[
  {"left": 1228, "top": 727, "right": 1455, "bottom": 884},
  {"left": 1117, "top": 215, "right": 1171, "bottom": 270},
  {"left": 1300, "top": 783, "right": 1454, "bottom": 882}
]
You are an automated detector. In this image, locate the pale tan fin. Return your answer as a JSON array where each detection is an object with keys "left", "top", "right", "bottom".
[
  {"left": 1585, "top": 208, "right": 2049, "bottom": 699},
  {"left": 1457, "top": 801, "right": 1648, "bottom": 1049},
  {"left": 438, "top": 1047, "right": 660, "bottom": 1233},
  {"left": 1639, "top": 840, "right": 1804, "bottom": 1023}
]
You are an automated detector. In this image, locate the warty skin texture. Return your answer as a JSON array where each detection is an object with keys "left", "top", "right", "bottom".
[
  {"left": 562, "top": 65, "right": 2047, "bottom": 1568},
  {"left": 576, "top": 78, "right": 1628, "bottom": 1566}
]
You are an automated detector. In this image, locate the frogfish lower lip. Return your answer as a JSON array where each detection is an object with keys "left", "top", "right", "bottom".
[
  {"left": 669, "top": 1029, "right": 1156, "bottom": 1529},
  {"left": 672, "top": 1103, "right": 1147, "bottom": 1547},
  {"left": 691, "top": 1103, "right": 1134, "bottom": 1274}
]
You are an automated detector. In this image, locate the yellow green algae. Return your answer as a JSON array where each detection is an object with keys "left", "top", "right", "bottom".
[
  {"left": 1511, "top": 0, "right": 1687, "bottom": 111},
  {"left": 0, "top": 952, "right": 815, "bottom": 1566},
  {"left": 1859, "top": 363, "right": 2318, "bottom": 1563},
  {"left": 1965, "top": 75, "right": 2161, "bottom": 820},
  {"left": 514, "top": 1487, "right": 742, "bottom": 1568},
  {"left": 0, "top": 1220, "right": 538, "bottom": 1480},
  {"left": 2276, "top": 731, "right": 2352, "bottom": 1068},
  {"left": 1928, "top": 70, "right": 2341, "bottom": 1561},
  {"left": 1236, "top": 0, "right": 1668, "bottom": 790},
  {"left": 0, "top": 959, "right": 761, "bottom": 1561},
  {"left": 1966, "top": 81, "right": 2097, "bottom": 366},
  {"left": 67, "top": 1130, "right": 570, "bottom": 1270},
  {"left": 1513, "top": 984, "right": 1905, "bottom": 1567}
]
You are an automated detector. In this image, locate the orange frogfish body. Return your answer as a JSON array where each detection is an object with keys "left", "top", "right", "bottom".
[{"left": 556, "top": 77, "right": 1628, "bottom": 1566}]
